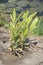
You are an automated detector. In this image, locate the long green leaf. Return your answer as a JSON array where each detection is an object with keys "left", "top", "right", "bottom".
[
  {"left": 11, "top": 8, "right": 16, "bottom": 23},
  {"left": 26, "top": 12, "right": 37, "bottom": 27},
  {"left": 22, "top": 10, "right": 29, "bottom": 19},
  {"left": 29, "top": 17, "right": 38, "bottom": 32}
]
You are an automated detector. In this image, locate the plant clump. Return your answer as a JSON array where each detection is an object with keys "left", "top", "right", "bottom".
[{"left": 7, "top": 8, "right": 39, "bottom": 57}]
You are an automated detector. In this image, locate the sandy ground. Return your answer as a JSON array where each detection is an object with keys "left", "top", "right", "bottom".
[{"left": 0, "top": 27, "right": 43, "bottom": 65}]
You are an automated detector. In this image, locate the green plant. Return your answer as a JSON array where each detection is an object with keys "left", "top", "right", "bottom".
[
  {"left": 33, "top": 18, "right": 43, "bottom": 35},
  {"left": 8, "top": 8, "right": 39, "bottom": 53},
  {"left": 0, "top": 13, "right": 9, "bottom": 28},
  {"left": 0, "top": 17, "right": 4, "bottom": 26}
]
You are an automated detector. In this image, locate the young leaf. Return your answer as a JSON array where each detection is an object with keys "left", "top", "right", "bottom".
[
  {"left": 29, "top": 17, "right": 38, "bottom": 32},
  {"left": 11, "top": 8, "right": 16, "bottom": 23},
  {"left": 22, "top": 10, "right": 29, "bottom": 19}
]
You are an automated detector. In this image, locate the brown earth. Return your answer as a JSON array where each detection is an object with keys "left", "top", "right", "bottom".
[{"left": 0, "top": 27, "right": 43, "bottom": 65}]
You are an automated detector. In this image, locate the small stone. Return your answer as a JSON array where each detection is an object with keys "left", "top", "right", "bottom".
[
  {"left": 8, "top": 47, "right": 12, "bottom": 52},
  {"left": 39, "top": 50, "right": 42, "bottom": 52},
  {"left": 0, "top": 60, "right": 4, "bottom": 65}
]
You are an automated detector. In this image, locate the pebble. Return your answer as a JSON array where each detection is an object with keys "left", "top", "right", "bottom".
[{"left": 0, "top": 60, "right": 4, "bottom": 65}]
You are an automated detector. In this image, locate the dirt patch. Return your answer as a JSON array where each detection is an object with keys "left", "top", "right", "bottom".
[{"left": 0, "top": 27, "right": 43, "bottom": 65}]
